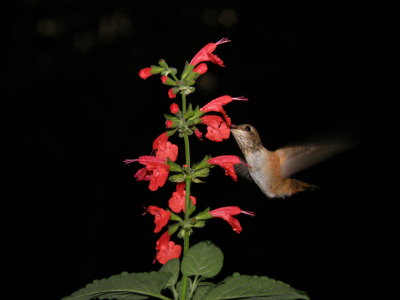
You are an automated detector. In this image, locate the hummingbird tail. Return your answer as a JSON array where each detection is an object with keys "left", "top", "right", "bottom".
[{"left": 290, "top": 179, "right": 319, "bottom": 194}]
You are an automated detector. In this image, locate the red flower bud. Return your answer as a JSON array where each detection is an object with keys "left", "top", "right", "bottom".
[
  {"left": 193, "top": 63, "right": 208, "bottom": 75},
  {"left": 170, "top": 103, "right": 180, "bottom": 114},
  {"left": 161, "top": 76, "right": 176, "bottom": 86},
  {"left": 168, "top": 88, "right": 177, "bottom": 99},
  {"left": 139, "top": 67, "right": 153, "bottom": 79}
]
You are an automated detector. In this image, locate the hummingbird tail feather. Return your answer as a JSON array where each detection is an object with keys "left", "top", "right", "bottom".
[{"left": 291, "top": 179, "right": 319, "bottom": 193}]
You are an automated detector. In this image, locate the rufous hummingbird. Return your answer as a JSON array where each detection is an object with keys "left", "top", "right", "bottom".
[{"left": 230, "top": 124, "right": 356, "bottom": 198}]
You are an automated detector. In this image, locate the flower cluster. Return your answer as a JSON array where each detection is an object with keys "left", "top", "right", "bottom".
[{"left": 126, "top": 38, "right": 255, "bottom": 264}]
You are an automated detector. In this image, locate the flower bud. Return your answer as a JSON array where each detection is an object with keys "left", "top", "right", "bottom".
[
  {"left": 169, "top": 173, "right": 186, "bottom": 183},
  {"left": 138, "top": 66, "right": 164, "bottom": 79},
  {"left": 181, "top": 62, "right": 195, "bottom": 79},
  {"left": 168, "top": 88, "right": 178, "bottom": 99},
  {"left": 158, "top": 59, "right": 169, "bottom": 68},
  {"left": 194, "top": 63, "right": 208, "bottom": 75},
  {"left": 161, "top": 76, "right": 177, "bottom": 86},
  {"left": 170, "top": 103, "right": 180, "bottom": 114}
]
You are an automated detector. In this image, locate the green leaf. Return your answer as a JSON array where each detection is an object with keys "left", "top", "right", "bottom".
[
  {"left": 192, "top": 282, "right": 216, "bottom": 300},
  {"left": 202, "top": 273, "right": 310, "bottom": 300},
  {"left": 159, "top": 259, "right": 180, "bottom": 289},
  {"left": 181, "top": 241, "right": 223, "bottom": 278},
  {"left": 61, "top": 271, "right": 171, "bottom": 300}
]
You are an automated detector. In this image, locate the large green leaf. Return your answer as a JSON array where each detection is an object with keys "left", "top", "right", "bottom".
[
  {"left": 61, "top": 271, "right": 172, "bottom": 300},
  {"left": 181, "top": 241, "right": 223, "bottom": 278},
  {"left": 192, "top": 282, "right": 216, "bottom": 300},
  {"left": 159, "top": 258, "right": 180, "bottom": 289},
  {"left": 202, "top": 273, "right": 310, "bottom": 300}
]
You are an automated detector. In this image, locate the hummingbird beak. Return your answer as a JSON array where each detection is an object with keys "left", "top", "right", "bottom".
[{"left": 229, "top": 124, "right": 237, "bottom": 129}]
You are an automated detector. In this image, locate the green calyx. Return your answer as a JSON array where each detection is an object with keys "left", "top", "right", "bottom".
[{"left": 164, "top": 103, "right": 204, "bottom": 137}]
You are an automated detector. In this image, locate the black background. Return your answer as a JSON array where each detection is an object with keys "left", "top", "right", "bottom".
[{"left": 6, "top": 1, "right": 397, "bottom": 300}]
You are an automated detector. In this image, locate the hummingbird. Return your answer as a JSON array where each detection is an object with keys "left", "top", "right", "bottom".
[{"left": 230, "top": 124, "right": 357, "bottom": 198}]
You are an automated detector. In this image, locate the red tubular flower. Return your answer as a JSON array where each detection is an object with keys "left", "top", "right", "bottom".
[
  {"left": 155, "top": 231, "right": 182, "bottom": 264},
  {"left": 208, "top": 155, "right": 246, "bottom": 181},
  {"left": 152, "top": 132, "right": 178, "bottom": 161},
  {"left": 201, "top": 95, "right": 248, "bottom": 127},
  {"left": 189, "top": 37, "right": 231, "bottom": 67},
  {"left": 210, "top": 206, "right": 255, "bottom": 234},
  {"left": 124, "top": 133, "right": 178, "bottom": 191},
  {"left": 200, "top": 115, "right": 230, "bottom": 142},
  {"left": 168, "top": 183, "right": 197, "bottom": 213},
  {"left": 146, "top": 206, "right": 171, "bottom": 233},
  {"left": 130, "top": 156, "right": 170, "bottom": 191}
]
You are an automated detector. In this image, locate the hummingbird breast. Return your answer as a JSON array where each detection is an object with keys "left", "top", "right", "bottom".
[{"left": 245, "top": 149, "right": 283, "bottom": 198}]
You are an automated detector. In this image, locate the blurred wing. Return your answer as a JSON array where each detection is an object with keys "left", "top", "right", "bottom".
[
  {"left": 276, "top": 142, "right": 355, "bottom": 178},
  {"left": 234, "top": 158, "right": 253, "bottom": 181}
]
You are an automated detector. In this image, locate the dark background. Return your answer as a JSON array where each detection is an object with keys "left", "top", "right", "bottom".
[{"left": 6, "top": 1, "right": 397, "bottom": 300}]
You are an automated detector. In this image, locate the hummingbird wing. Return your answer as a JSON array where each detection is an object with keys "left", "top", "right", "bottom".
[
  {"left": 276, "top": 142, "right": 355, "bottom": 178},
  {"left": 234, "top": 157, "right": 253, "bottom": 181}
]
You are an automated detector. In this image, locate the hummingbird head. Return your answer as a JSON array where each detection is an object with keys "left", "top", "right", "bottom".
[{"left": 230, "top": 124, "right": 264, "bottom": 154}]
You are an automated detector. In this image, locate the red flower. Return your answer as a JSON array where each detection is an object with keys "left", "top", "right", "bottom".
[
  {"left": 138, "top": 67, "right": 153, "bottom": 79},
  {"left": 124, "top": 133, "right": 178, "bottom": 191},
  {"left": 152, "top": 132, "right": 169, "bottom": 150},
  {"left": 200, "top": 115, "right": 230, "bottom": 142},
  {"left": 146, "top": 206, "right": 171, "bottom": 233},
  {"left": 129, "top": 156, "right": 170, "bottom": 191},
  {"left": 168, "top": 183, "right": 197, "bottom": 213},
  {"left": 189, "top": 37, "right": 231, "bottom": 67},
  {"left": 208, "top": 155, "right": 246, "bottom": 181},
  {"left": 152, "top": 132, "right": 178, "bottom": 161},
  {"left": 155, "top": 231, "right": 182, "bottom": 264},
  {"left": 210, "top": 206, "right": 255, "bottom": 234},
  {"left": 201, "top": 95, "right": 248, "bottom": 127}
]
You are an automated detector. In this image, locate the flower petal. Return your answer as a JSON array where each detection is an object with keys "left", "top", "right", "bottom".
[
  {"left": 200, "top": 115, "right": 230, "bottom": 142},
  {"left": 147, "top": 206, "right": 171, "bottom": 233},
  {"left": 155, "top": 231, "right": 182, "bottom": 264},
  {"left": 208, "top": 155, "right": 243, "bottom": 181}
]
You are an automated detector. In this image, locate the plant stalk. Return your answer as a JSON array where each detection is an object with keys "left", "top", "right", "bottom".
[{"left": 180, "top": 93, "right": 191, "bottom": 300}]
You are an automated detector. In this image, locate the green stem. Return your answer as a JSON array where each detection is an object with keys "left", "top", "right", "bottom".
[
  {"left": 180, "top": 93, "right": 192, "bottom": 300},
  {"left": 171, "top": 73, "right": 180, "bottom": 82},
  {"left": 181, "top": 93, "right": 187, "bottom": 115}
]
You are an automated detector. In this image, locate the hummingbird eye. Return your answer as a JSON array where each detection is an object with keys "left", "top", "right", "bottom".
[{"left": 245, "top": 126, "right": 251, "bottom": 132}]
